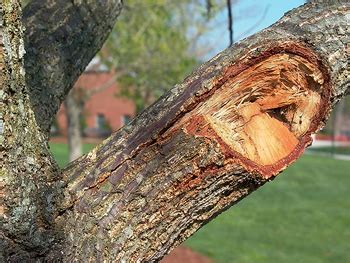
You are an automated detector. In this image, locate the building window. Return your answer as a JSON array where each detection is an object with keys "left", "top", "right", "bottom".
[
  {"left": 122, "top": 115, "right": 132, "bottom": 126},
  {"left": 96, "top": 113, "right": 106, "bottom": 129}
]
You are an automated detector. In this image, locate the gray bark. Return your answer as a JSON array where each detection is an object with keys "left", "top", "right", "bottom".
[
  {"left": 23, "top": 0, "right": 123, "bottom": 136},
  {"left": 0, "top": 0, "right": 349, "bottom": 262},
  {"left": 1, "top": 1, "right": 61, "bottom": 260}
]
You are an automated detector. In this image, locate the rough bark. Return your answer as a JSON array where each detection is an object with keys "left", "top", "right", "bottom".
[
  {"left": 23, "top": 0, "right": 123, "bottom": 136},
  {"left": 1, "top": 1, "right": 62, "bottom": 261},
  {"left": 0, "top": 0, "right": 349, "bottom": 262},
  {"left": 57, "top": 1, "right": 349, "bottom": 261}
]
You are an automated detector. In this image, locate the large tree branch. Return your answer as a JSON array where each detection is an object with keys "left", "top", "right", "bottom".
[
  {"left": 56, "top": 1, "right": 349, "bottom": 261},
  {"left": 2, "top": 0, "right": 348, "bottom": 261},
  {"left": 23, "top": 0, "right": 123, "bottom": 136}
]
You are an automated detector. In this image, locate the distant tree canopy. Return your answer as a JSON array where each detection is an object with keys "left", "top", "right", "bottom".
[
  {"left": 2, "top": 1, "right": 349, "bottom": 261},
  {"left": 102, "top": 0, "right": 225, "bottom": 111}
]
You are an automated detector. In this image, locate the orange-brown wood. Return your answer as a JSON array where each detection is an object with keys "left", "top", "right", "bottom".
[{"left": 178, "top": 53, "right": 324, "bottom": 170}]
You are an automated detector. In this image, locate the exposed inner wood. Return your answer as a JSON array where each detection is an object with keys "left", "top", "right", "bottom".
[{"left": 180, "top": 53, "right": 324, "bottom": 168}]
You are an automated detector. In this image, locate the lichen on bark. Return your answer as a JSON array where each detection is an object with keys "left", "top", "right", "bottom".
[
  {"left": 1, "top": 1, "right": 62, "bottom": 260},
  {"left": 0, "top": 0, "right": 349, "bottom": 262}
]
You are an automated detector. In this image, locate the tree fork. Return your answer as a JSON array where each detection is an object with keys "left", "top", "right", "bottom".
[{"left": 1, "top": 0, "right": 349, "bottom": 262}]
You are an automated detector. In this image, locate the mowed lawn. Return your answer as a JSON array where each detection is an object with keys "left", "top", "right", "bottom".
[
  {"left": 308, "top": 146, "right": 350, "bottom": 156},
  {"left": 50, "top": 143, "right": 350, "bottom": 263},
  {"left": 49, "top": 142, "right": 96, "bottom": 167}
]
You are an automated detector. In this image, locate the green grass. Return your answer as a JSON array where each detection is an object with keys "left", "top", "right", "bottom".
[
  {"left": 186, "top": 155, "right": 350, "bottom": 263},
  {"left": 49, "top": 143, "right": 350, "bottom": 262},
  {"left": 308, "top": 146, "right": 350, "bottom": 156},
  {"left": 49, "top": 142, "right": 96, "bottom": 167}
]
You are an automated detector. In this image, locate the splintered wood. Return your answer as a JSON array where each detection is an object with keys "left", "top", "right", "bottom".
[{"left": 182, "top": 53, "right": 324, "bottom": 171}]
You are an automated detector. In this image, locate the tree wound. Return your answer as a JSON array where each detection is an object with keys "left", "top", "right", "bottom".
[{"left": 179, "top": 53, "right": 326, "bottom": 177}]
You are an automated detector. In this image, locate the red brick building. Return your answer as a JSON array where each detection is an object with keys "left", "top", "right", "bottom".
[{"left": 56, "top": 71, "right": 136, "bottom": 137}]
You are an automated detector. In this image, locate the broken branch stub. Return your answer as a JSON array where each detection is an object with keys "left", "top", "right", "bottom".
[
  {"left": 61, "top": 43, "right": 333, "bottom": 262},
  {"left": 1, "top": 0, "right": 348, "bottom": 261},
  {"left": 176, "top": 49, "right": 329, "bottom": 178},
  {"left": 61, "top": 1, "right": 349, "bottom": 260}
]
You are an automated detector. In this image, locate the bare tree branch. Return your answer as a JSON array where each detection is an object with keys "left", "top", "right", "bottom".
[
  {"left": 235, "top": 4, "right": 270, "bottom": 40},
  {"left": 206, "top": 0, "right": 213, "bottom": 19},
  {"left": 226, "top": 0, "right": 234, "bottom": 46},
  {"left": 83, "top": 74, "right": 117, "bottom": 99},
  {"left": 1, "top": 1, "right": 60, "bottom": 258}
]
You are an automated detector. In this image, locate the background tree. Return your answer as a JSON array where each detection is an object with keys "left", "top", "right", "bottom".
[
  {"left": 65, "top": 76, "right": 115, "bottom": 161},
  {"left": 63, "top": 0, "right": 225, "bottom": 162},
  {"left": 1, "top": 0, "right": 349, "bottom": 262},
  {"left": 102, "top": 0, "right": 226, "bottom": 111}
]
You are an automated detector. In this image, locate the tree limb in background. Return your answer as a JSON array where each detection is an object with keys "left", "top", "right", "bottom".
[
  {"left": 235, "top": 4, "right": 270, "bottom": 40},
  {"left": 206, "top": 0, "right": 213, "bottom": 19},
  {"left": 1, "top": 0, "right": 349, "bottom": 261},
  {"left": 227, "top": 0, "right": 234, "bottom": 46},
  {"left": 65, "top": 76, "right": 116, "bottom": 162}
]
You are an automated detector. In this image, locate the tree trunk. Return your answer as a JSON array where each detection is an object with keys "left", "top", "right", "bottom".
[
  {"left": 65, "top": 90, "right": 83, "bottom": 162},
  {"left": 334, "top": 99, "right": 346, "bottom": 137},
  {"left": 1, "top": 0, "right": 349, "bottom": 262},
  {"left": 65, "top": 76, "right": 115, "bottom": 162},
  {"left": 1, "top": 2, "right": 62, "bottom": 261}
]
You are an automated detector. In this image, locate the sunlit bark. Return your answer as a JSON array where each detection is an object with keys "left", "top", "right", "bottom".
[{"left": 0, "top": 0, "right": 349, "bottom": 261}]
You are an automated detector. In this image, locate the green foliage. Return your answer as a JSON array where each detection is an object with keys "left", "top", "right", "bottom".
[
  {"left": 103, "top": 0, "right": 224, "bottom": 111},
  {"left": 49, "top": 143, "right": 95, "bottom": 167}
]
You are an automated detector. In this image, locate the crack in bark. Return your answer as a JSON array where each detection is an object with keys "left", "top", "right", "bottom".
[{"left": 2, "top": 0, "right": 349, "bottom": 261}]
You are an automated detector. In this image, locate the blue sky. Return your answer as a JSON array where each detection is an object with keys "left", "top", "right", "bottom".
[{"left": 204, "top": 0, "right": 306, "bottom": 58}]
